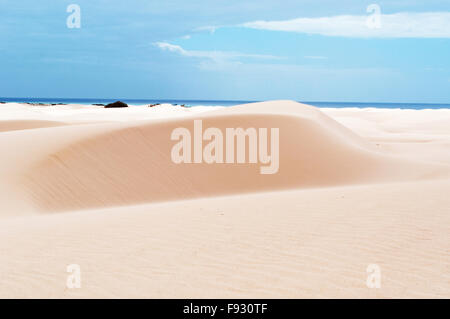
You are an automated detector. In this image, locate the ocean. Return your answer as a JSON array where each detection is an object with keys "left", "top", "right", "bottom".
[{"left": 1, "top": 97, "right": 449, "bottom": 109}]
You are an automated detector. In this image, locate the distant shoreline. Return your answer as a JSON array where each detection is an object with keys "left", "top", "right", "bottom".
[{"left": 1, "top": 98, "right": 450, "bottom": 109}]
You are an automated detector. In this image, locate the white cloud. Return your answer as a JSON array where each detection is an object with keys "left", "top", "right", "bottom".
[
  {"left": 154, "top": 42, "right": 281, "bottom": 62},
  {"left": 240, "top": 12, "right": 450, "bottom": 38}
]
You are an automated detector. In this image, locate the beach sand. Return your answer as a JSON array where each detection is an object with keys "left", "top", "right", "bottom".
[{"left": 0, "top": 101, "right": 449, "bottom": 298}]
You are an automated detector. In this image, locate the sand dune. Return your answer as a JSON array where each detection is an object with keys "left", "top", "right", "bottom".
[
  {"left": 3, "top": 101, "right": 446, "bottom": 213},
  {"left": 0, "top": 179, "right": 449, "bottom": 298},
  {"left": 0, "top": 101, "right": 449, "bottom": 298}
]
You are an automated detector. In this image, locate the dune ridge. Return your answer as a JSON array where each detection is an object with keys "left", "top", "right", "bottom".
[
  {"left": 6, "top": 101, "right": 445, "bottom": 213},
  {"left": 0, "top": 100, "right": 449, "bottom": 298}
]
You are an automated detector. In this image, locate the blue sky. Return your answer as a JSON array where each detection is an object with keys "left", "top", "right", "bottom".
[{"left": 1, "top": 0, "right": 449, "bottom": 102}]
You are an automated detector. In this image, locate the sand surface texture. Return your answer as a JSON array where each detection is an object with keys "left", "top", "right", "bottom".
[{"left": 0, "top": 101, "right": 449, "bottom": 298}]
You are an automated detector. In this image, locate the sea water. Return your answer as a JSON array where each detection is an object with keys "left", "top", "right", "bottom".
[{"left": 1, "top": 97, "right": 449, "bottom": 109}]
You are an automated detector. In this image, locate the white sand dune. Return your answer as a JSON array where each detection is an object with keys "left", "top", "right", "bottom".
[
  {"left": 0, "top": 101, "right": 449, "bottom": 298},
  {"left": 1, "top": 179, "right": 449, "bottom": 298},
  {"left": 3, "top": 101, "right": 448, "bottom": 213}
]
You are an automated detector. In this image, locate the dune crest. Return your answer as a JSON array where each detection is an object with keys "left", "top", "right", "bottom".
[
  {"left": 1, "top": 101, "right": 449, "bottom": 298},
  {"left": 12, "top": 101, "right": 445, "bottom": 213}
]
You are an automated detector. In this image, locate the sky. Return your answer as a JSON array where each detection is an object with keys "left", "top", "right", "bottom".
[{"left": 1, "top": 0, "right": 449, "bottom": 103}]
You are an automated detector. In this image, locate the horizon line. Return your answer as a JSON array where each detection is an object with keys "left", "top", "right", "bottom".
[{"left": 1, "top": 97, "right": 450, "bottom": 105}]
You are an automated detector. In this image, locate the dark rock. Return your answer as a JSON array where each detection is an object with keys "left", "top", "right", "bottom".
[
  {"left": 92, "top": 103, "right": 105, "bottom": 106},
  {"left": 148, "top": 103, "right": 160, "bottom": 107},
  {"left": 105, "top": 101, "right": 128, "bottom": 108},
  {"left": 26, "top": 102, "right": 51, "bottom": 106}
]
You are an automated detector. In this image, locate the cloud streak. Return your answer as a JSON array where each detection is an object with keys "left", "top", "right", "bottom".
[
  {"left": 240, "top": 12, "right": 450, "bottom": 38},
  {"left": 154, "top": 42, "right": 281, "bottom": 62}
]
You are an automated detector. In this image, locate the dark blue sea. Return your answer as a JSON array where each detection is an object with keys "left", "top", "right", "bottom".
[{"left": 1, "top": 97, "right": 449, "bottom": 109}]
